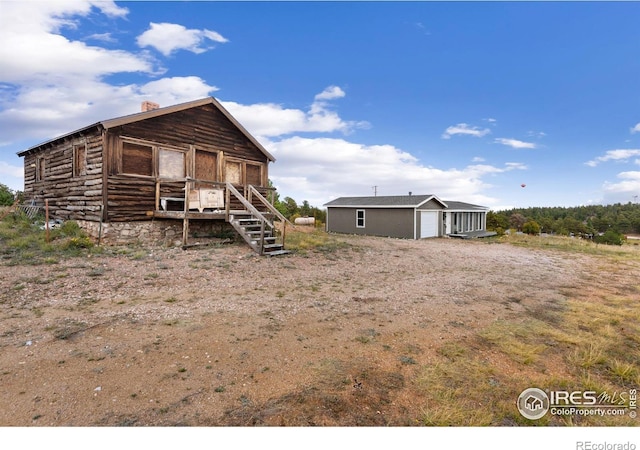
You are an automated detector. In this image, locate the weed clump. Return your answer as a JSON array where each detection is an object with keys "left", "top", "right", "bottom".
[{"left": 0, "top": 213, "right": 96, "bottom": 264}]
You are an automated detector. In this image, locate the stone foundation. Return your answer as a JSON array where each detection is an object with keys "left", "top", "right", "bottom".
[{"left": 76, "top": 219, "right": 236, "bottom": 246}]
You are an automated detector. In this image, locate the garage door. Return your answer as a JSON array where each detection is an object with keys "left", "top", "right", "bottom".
[{"left": 420, "top": 211, "right": 438, "bottom": 238}]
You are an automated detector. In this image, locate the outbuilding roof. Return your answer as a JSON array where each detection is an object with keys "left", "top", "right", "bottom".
[
  {"left": 441, "top": 201, "right": 489, "bottom": 211},
  {"left": 324, "top": 194, "right": 446, "bottom": 208},
  {"left": 324, "top": 195, "right": 489, "bottom": 211},
  {"left": 17, "top": 97, "right": 275, "bottom": 161}
]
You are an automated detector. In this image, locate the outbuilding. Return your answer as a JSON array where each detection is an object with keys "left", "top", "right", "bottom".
[{"left": 324, "top": 194, "right": 494, "bottom": 239}]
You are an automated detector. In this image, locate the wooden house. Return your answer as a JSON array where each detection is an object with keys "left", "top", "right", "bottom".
[
  {"left": 17, "top": 97, "right": 290, "bottom": 254},
  {"left": 324, "top": 194, "right": 495, "bottom": 239}
]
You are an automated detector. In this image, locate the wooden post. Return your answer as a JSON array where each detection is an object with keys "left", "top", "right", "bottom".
[
  {"left": 155, "top": 181, "right": 160, "bottom": 211},
  {"left": 225, "top": 184, "right": 230, "bottom": 221},
  {"left": 182, "top": 180, "right": 189, "bottom": 247},
  {"left": 45, "top": 199, "right": 50, "bottom": 243}
]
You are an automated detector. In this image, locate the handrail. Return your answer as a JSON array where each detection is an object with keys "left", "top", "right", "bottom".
[
  {"left": 247, "top": 185, "right": 292, "bottom": 225},
  {"left": 226, "top": 183, "right": 274, "bottom": 229}
]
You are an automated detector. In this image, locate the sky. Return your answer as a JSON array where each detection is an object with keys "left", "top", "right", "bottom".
[{"left": 1, "top": 0, "right": 639, "bottom": 211}]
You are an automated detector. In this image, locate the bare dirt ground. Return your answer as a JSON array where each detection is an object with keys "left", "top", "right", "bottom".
[{"left": 0, "top": 234, "right": 637, "bottom": 426}]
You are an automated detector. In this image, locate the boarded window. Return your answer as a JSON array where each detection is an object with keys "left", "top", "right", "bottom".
[
  {"left": 36, "top": 157, "right": 45, "bottom": 182},
  {"left": 73, "top": 143, "right": 87, "bottom": 177},
  {"left": 159, "top": 148, "right": 185, "bottom": 179},
  {"left": 195, "top": 150, "right": 217, "bottom": 181},
  {"left": 122, "top": 142, "right": 153, "bottom": 176},
  {"left": 225, "top": 161, "right": 242, "bottom": 184},
  {"left": 246, "top": 163, "right": 262, "bottom": 186}
]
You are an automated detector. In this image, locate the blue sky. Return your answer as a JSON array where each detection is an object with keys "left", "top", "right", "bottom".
[{"left": 1, "top": 1, "right": 639, "bottom": 210}]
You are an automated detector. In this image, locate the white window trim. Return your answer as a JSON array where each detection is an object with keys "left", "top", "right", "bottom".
[{"left": 356, "top": 209, "right": 366, "bottom": 228}]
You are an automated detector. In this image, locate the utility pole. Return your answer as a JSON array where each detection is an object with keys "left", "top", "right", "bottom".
[{"left": 372, "top": 186, "right": 378, "bottom": 196}]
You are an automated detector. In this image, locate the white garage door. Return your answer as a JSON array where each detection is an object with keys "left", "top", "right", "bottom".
[{"left": 420, "top": 211, "right": 438, "bottom": 238}]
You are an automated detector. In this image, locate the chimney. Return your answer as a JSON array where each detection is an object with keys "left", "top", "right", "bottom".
[{"left": 141, "top": 101, "right": 160, "bottom": 112}]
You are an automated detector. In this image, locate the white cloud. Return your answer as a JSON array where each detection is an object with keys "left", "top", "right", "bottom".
[
  {"left": 0, "top": 3, "right": 219, "bottom": 146},
  {"left": 494, "top": 138, "right": 536, "bottom": 149},
  {"left": 0, "top": 1, "right": 148, "bottom": 84},
  {"left": 136, "top": 22, "right": 229, "bottom": 56},
  {"left": 263, "top": 135, "right": 525, "bottom": 207},
  {"left": 602, "top": 171, "right": 640, "bottom": 204},
  {"left": 631, "top": 123, "right": 640, "bottom": 134},
  {"left": 314, "top": 86, "right": 346, "bottom": 101},
  {"left": 0, "top": 161, "right": 23, "bottom": 178},
  {"left": 585, "top": 149, "right": 640, "bottom": 167},
  {"left": 86, "top": 33, "right": 117, "bottom": 44},
  {"left": 472, "top": 156, "right": 485, "bottom": 162},
  {"left": 505, "top": 162, "right": 528, "bottom": 170},
  {"left": 222, "top": 86, "right": 369, "bottom": 137},
  {"left": 441, "top": 123, "right": 490, "bottom": 139}
]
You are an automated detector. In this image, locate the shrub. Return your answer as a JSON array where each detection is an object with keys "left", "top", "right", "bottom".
[
  {"left": 594, "top": 230, "right": 625, "bottom": 246},
  {"left": 0, "top": 183, "right": 14, "bottom": 206},
  {"left": 522, "top": 220, "right": 541, "bottom": 235}
]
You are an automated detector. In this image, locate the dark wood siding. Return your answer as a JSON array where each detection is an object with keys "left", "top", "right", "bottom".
[
  {"left": 21, "top": 131, "right": 104, "bottom": 222},
  {"left": 111, "top": 104, "right": 268, "bottom": 164}
]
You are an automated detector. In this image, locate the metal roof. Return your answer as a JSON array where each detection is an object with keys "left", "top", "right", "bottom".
[
  {"left": 17, "top": 97, "right": 275, "bottom": 161},
  {"left": 324, "top": 194, "right": 447, "bottom": 208},
  {"left": 441, "top": 201, "right": 489, "bottom": 211},
  {"left": 324, "top": 195, "right": 488, "bottom": 211}
]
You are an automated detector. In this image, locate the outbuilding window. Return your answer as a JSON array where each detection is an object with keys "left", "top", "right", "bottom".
[{"left": 356, "top": 209, "right": 365, "bottom": 228}]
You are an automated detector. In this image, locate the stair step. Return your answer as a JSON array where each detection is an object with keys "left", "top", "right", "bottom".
[{"left": 265, "top": 249, "right": 291, "bottom": 257}]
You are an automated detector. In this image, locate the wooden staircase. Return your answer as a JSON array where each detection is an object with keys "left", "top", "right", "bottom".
[
  {"left": 226, "top": 183, "right": 291, "bottom": 256},
  {"left": 229, "top": 212, "right": 289, "bottom": 256}
]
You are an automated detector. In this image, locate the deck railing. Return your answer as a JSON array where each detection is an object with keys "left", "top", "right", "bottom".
[{"left": 153, "top": 178, "right": 283, "bottom": 249}]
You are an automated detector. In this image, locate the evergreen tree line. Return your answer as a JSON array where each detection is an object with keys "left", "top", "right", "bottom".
[
  {"left": 487, "top": 202, "right": 640, "bottom": 237},
  {"left": 269, "top": 182, "right": 326, "bottom": 224}
]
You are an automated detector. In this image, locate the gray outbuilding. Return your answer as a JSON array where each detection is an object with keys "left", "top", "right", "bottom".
[{"left": 324, "top": 194, "right": 494, "bottom": 239}]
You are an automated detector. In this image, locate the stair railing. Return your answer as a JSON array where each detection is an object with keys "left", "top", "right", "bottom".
[
  {"left": 247, "top": 185, "right": 292, "bottom": 250},
  {"left": 226, "top": 182, "right": 274, "bottom": 254}
]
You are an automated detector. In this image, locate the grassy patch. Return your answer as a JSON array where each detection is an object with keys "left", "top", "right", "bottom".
[
  {"left": 285, "top": 229, "right": 352, "bottom": 254},
  {"left": 413, "top": 239, "right": 639, "bottom": 426},
  {"left": 497, "top": 233, "right": 640, "bottom": 260},
  {"left": 0, "top": 213, "right": 98, "bottom": 265}
]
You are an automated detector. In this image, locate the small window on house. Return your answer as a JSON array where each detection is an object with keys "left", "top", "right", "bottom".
[
  {"left": 73, "top": 143, "right": 87, "bottom": 177},
  {"left": 356, "top": 209, "right": 365, "bottom": 228},
  {"left": 225, "top": 160, "right": 242, "bottom": 185},
  {"left": 122, "top": 141, "right": 153, "bottom": 176},
  {"left": 36, "top": 157, "right": 45, "bottom": 182},
  {"left": 195, "top": 150, "right": 217, "bottom": 181},
  {"left": 246, "top": 163, "right": 262, "bottom": 186},
  {"left": 159, "top": 148, "right": 185, "bottom": 179}
]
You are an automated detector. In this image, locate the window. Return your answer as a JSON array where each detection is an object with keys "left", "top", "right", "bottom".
[
  {"left": 159, "top": 148, "right": 185, "bottom": 179},
  {"left": 195, "top": 150, "right": 217, "bottom": 181},
  {"left": 356, "top": 209, "right": 365, "bottom": 228},
  {"left": 73, "top": 143, "right": 87, "bottom": 177},
  {"left": 36, "top": 157, "right": 45, "bottom": 182},
  {"left": 225, "top": 160, "right": 242, "bottom": 184},
  {"left": 246, "top": 163, "right": 262, "bottom": 186},
  {"left": 122, "top": 141, "right": 153, "bottom": 176}
]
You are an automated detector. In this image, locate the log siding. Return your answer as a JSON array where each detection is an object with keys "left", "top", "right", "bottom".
[{"left": 18, "top": 97, "right": 274, "bottom": 226}]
